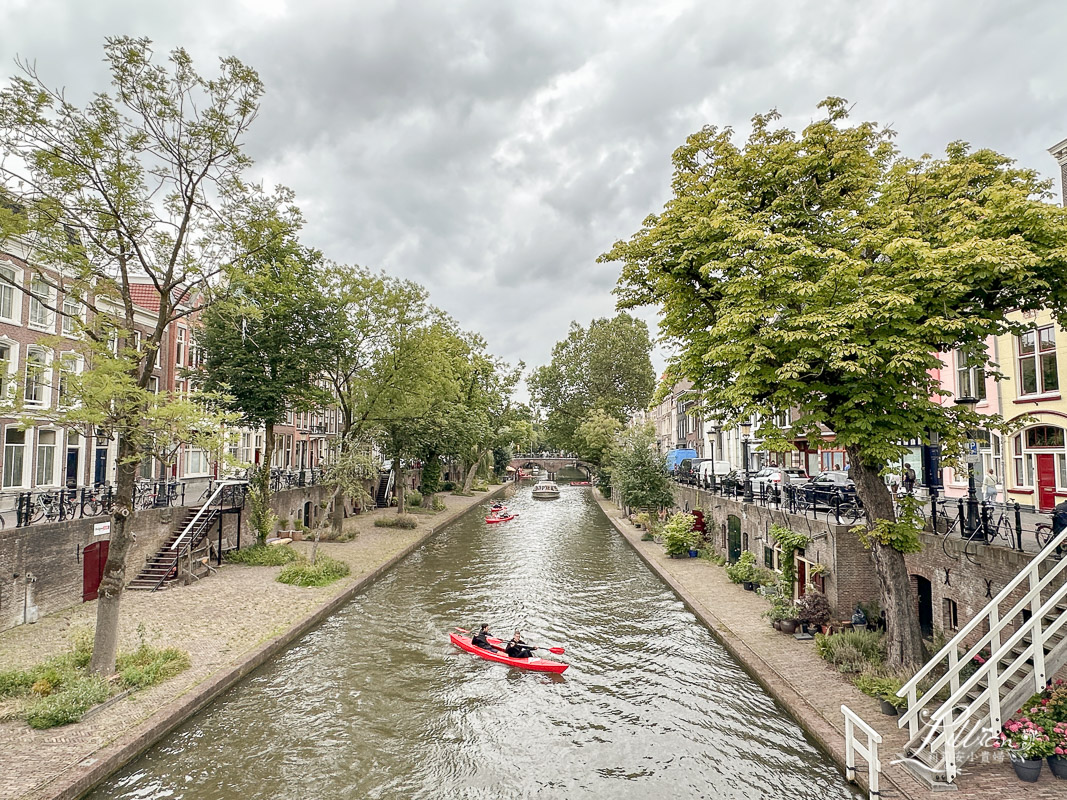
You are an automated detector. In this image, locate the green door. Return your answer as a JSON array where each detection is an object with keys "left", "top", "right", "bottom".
[{"left": 728, "top": 515, "right": 742, "bottom": 563}]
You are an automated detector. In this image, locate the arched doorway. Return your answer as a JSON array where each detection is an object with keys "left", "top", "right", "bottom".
[
  {"left": 303, "top": 501, "right": 312, "bottom": 528},
  {"left": 914, "top": 575, "right": 933, "bottom": 637}
]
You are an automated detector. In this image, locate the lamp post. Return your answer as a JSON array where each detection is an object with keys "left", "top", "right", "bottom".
[
  {"left": 741, "top": 420, "right": 753, "bottom": 503},
  {"left": 954, "top": 395, "right": 981, "bottom": 540}
]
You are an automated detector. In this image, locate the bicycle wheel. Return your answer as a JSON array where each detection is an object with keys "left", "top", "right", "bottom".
[
  {"left": 1035, "top": 523, "right": 1055, "bottom": 549},
  {"left": 29, "top": 503, "right": 44, "bottom": 523}
]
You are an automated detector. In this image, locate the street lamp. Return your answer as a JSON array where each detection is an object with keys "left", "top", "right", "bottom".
[
  {"left": 741, "top": 420, "right": 753, "bottom": 503},
  {"left": 955, "top": 395, "right": 982, "bottom": 540}
]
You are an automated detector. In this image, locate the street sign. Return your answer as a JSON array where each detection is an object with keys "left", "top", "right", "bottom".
[
  {"left": 965, "top": 440, "right": 979, "bottom": 456},
  {"left": 964, "top": 454, "right": 981, "bottom": 465}
]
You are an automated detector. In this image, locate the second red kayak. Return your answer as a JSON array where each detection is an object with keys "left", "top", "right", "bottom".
[
  {"left": 449, "top": 632, "right": 568, "bottom": 673},
  {"left": 485, "top": 513, "right": 518, "bottom": 524}
]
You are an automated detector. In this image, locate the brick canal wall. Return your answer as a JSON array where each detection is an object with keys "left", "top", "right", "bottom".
[{"left": 0, "top": 485, "right": 331, "bottom": 634}]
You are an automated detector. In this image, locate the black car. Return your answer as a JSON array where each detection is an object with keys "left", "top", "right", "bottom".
[{"left": 796, "top": 470, "right": 860, "bottom": 509}]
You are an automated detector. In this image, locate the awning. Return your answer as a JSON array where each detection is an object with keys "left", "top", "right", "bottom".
[{"left": 505, "top": 466, "right": 516, "bottom": 472}]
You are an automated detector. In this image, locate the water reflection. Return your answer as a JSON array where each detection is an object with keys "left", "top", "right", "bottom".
[{"left": 92, "top": 477, "right": 858, "bottom": 799}]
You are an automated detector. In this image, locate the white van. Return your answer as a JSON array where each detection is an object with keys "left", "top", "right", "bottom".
[{"left": 698, "top": 460, "right": 733, "bottom": 485}]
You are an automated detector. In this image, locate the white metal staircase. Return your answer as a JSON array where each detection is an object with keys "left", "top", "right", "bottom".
[{"left": 893, "top": 528, "right": 1067, "bottom": 787}]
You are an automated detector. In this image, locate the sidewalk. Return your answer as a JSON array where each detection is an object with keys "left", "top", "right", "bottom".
[
  {"left": 594, "top": 491, "right": 1064, "bottom": 800},
  {"left": 0, "top": 486, "right": 507, "bottom": 800}
]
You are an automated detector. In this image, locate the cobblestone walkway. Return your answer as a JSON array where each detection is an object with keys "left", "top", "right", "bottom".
[
  {"left": 594, "top": 493, "right": 1066, "bottom": 800},
  {"left": 0, "top": 488, "right": 506, "bottom": 800}
]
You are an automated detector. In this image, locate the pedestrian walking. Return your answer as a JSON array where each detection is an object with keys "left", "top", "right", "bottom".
[
  {"left": 982, "top": 469, "right": 998, "bottom": 504},
  {"left": 903, "top": 465, "right": 916, "bottom": 494}
]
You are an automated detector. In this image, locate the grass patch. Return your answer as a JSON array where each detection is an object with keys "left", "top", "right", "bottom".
[
  {"left": 2, "top": 630, "right": 190, "bottom": 729},
  {"left": 116, "top": 645, "right": 192, "bottom": 689},
  {"left": 374, "top": 514, "right": 418, "bottom": 529},
  {"left": 225, "top": 544, "right": 299, "bottom": 566},
  {"left": 814, "top": 630, "right": 884, "bottom": 674},
  {"left": 277, "top": 554, "right": 351, "bottom": 587}
]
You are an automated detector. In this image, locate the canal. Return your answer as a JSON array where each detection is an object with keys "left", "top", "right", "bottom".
[{"left": 92, "top": 476, "right": 859, "bottom": 799}]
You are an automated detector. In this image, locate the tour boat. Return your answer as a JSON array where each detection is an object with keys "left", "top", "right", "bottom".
[
  {"left": 570, "top": 481, "right": 590, "bottom": 486},
  {"left": 485, "top": 512, "right": 518, "bottom": 524},
  {"left": 449, "top": 632, "right": 568, "bottom": 673},
  {"left": 531, "top": 481, "right": 561, "bottom": 499}
]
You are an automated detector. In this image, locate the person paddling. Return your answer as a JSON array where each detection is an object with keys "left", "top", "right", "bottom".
[
  {"left": 471, "top": 623, "right": 504, "bottom": 652},
  {"left": 505, "top": 631, "right": 533, "bottom": 659}
]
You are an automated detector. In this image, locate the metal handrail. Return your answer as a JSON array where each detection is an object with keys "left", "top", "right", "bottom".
[{"left": 170, "top": 479, "right": 243, "bottom": 552}]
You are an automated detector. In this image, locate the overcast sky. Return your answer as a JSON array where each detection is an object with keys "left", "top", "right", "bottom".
[{"left": 2, "top": 0, "right": 1065, "bottom": 396}]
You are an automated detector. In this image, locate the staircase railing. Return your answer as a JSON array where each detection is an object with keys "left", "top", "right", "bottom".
[
  {"left": 149, "top": 480, "right": 245, "bottom": 592},
  {"left": 896, "top": 529, "right": 1067, "bottom": 783}
]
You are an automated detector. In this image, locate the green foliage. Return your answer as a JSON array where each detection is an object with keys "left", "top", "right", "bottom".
[
  {"left": 277, "top": 554, "right": 351, "bottom": 587},
  {"left": 663, "top": 512, "right": 697, "bottom": 556},
  {"left": 769, "top": 525, "right": 809, "bottom": 589},
  {"left": 116, "top": 645, "right": 191, "bottom": 690},
  {"left": 25, "top": 676, "right": 110, "bottom": 729},
  {"left": 529, "top": 314, "right": 655, "bottom": 452},
  {"left": 796, "top": 589, "right": 832, "bottom": 626},
  {"left": 701, "top": 549, "right": 727, "bottom": 566},
  {"left": 725, "top": 550, "right": 759, "bottom": 584},
  {"left": 814, "top": 631, "right": 885, "bottom": 674},
  {"left": 432, "top": 496, "right": 447, "bottom": 511},
  {"left": 575, "top": 409, "right": 622, "bottom": 469},
  {"left": 762, "top": 590, "right": 798, "bottom": 623},
  {"left": 612, "top": 423, "right": 673, "bottom": 511},
  {"left": 854, "top": 671, "right": 909, "bottom": 708},
  {"left": 419, "top": 457, "right": 442, "bottom": 496},
  {"left": 225, "top": 544, "right": 299, "bottom": 566},
  {"left": 374, "top": 515, "right": 418, "bottom": 529},
  {"left": 407, "top": 492, "right": 422, "bottom": 508},
  {"left": 855, "top": 518, "right": 923, "bottom": 555}
]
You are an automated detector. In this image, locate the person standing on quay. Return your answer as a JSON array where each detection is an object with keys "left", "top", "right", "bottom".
[
  {"left": 903, "top": 465, "right": 916, "bottom": 494},
  {"left": 983, "top": 469, "right": 998, "bottom": 504}
]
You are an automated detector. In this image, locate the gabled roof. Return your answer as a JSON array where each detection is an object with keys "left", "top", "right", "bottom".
[{"left": 129, "top": 283, "right": 161, "bottom": 312}]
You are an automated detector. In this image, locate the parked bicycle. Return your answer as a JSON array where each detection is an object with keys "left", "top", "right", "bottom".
[{"left": 30, "top": 489, "right": 76, "bottom": 523}]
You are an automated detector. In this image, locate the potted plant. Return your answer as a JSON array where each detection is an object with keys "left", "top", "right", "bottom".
[
  {"left": 725, "top": 550, "right": 758, "bottom": 587},
  {"left": 855, "top": 673, "right": 907, "bottom": 716},
  {"left": 633, "top": 512, "right": 651, "bottom": 530},
  {"left": 991, "top": 716, "right": 1057, "bottom": 782},
  {"left": 663, "top": 512, "right": 698, "bottom": 558},
  {"left": 762, "top": 592, "right": 797, "bottom": 632},
  {"left": 796, "top": 588, "right": 832, "bottom": 634}
]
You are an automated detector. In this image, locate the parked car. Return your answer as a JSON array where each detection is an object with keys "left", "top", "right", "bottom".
[
  {"left": 749, "top": 467, "right": 808, "bottom": 494},
  {"left": 678, "top": 458, "right": 710, "bottom": 485},
  {"left": 797, "top": 470, "right": 858, "bottom": 508}
]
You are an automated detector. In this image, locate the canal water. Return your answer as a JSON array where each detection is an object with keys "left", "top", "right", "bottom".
[{"left": 92, "top": 476, "right": 858, "bottom": 799}]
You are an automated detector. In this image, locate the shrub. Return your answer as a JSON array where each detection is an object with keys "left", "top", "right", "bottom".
[
  {"left": 277, "top": 554, "right": 351, "bottom": 587},
  {"left": 0, "top": 669, "right": 35, "bottom": 698},
  {"left": 796, "top": 589, "right": 832, "bottom": 627},
  {"left": 752, "top": 567, "right": 777, "bottom": 587},
  {"left": 117, "top": 645, "right": 192, "bottom": 690},
  {"left": 814, "top": 630, "right": 884, "bottom": 673},
  {"left": 701, "top": 550, "right": 727, "bottom": 566},
  {"left": 225, "top": 544, "right": 299, "bottom": 566},
  {"left": 374, "top": 515, "right": 418, "bottom": 529},
  {"left": 641, "top": 531, "right": 654, "bottom": 541},
  {"left": 854, "top": 671, "right": 907, "bottom": 707},
  {"left": 432, "top": 497, "right": 446, "bottom": 511},
  {"left": 442, "top": 481, "right": 456, "bottom": 491},
  {"left": 725, "top": 550, "right": 759, "bottom": 584},
  {"left": 663, "top": 512, "right": 697, "bottom": 557},
  {"left": 407, "top": 492, "right": 422, "bottom": 507},
  {"left": 24, "top": 676, "right": 109, "bottom": 729}
]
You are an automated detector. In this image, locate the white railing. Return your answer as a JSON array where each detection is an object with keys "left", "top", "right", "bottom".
[
  {"left": 842, "top": 705, "right": 882, "bottom": 799},
  {"left": 170, "top": 480, "right": 243, "bottom": 553},
  {"left": 896, "top": 528, "right": 1067, "bottom": 783}
]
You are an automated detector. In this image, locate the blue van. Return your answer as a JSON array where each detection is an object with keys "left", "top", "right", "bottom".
[{"left": 665, "top": 448, "right": 698, "bottom": 474}]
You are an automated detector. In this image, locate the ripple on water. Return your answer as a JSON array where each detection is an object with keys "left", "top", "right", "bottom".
[{"left": 91, "top": 478, "right": 860, "bottom": 800}]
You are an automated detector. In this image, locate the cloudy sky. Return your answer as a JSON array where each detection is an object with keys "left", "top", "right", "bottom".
[{"left": 2, "top": 0, "right": 1065, "bottom": 393}]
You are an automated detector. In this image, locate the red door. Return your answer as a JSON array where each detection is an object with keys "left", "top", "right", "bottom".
[
  {"left": 83, "top": 540, "right": 109, "bottom": 602},
  {"left": 1036, "top": 454, "right": 1057, "bottom": 512}
]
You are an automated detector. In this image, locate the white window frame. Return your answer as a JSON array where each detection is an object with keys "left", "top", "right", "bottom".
[
  {"left": 0, "top": 262, "right": 22, "bottom": 323},
  {"left": 0, "top": 338, "right": 18, "bottom": 400},
  {"left": 27, "top": 277, "right": 55, "bottom": 331},
  {"left": 955, "top": 348, "right": 986, "bottom": 401},
  {"left": 57, "top": 352, "right": 82, "bottom": 408},
  {"left": 61, "top": 294, "right": 82, "bottom": 337},
  {"left": 183, "top": 445, "right": 209, "bottom": 476},
  {"left": 23, "top": 346, "right": 51, "bottom": 407},
  {"left": 3, "top": 426, "right": 26, "bottom": 489},
  {"left": 1017, "top": 326, "right": 1059, "bottom": 398},
  {"left": 35, "top": 428, "right": 58, "bottom": 487}
]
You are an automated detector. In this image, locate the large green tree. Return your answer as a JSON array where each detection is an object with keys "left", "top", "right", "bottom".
[
  {"left": 0, "top": 38, "right": 291, "bottom": 675},
  {"left": 529, "top": 313, "right": 655, "bottom": 452},
  {"left": 603, "top": 98, "right": 1067, "bottom": 668},
  {"left": 613, "top": 423, "right": 673, "bottom": 512}
]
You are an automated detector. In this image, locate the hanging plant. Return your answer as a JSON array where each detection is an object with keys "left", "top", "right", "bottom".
[{"left": 770, "top": 524, "right": 809, "bottom": 590}]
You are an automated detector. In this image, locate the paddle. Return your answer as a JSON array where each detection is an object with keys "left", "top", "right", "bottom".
[{"left": 454, "top": 627, "right": 565, "bottom": 655}]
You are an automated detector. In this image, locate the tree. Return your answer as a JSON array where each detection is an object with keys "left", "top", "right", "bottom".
[
  {"left": 0, "top": 38, "right": 294, "bottom": 675},
  {"left": 199, "top": 218, "right": 335, "bottom": 540},
  {"left": 613, "top": 423, "right": 673, "bottom": 512},
  {"left": 528, "top": 314, "right": 655, "bottom": 452},
  {"left": 603, "top": 98, "right": 1067, "bottom": 668}
]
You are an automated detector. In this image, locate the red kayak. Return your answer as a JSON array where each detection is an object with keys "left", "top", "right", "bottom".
[
  {"left": 449, "top": 632, "right": 568, "bottom": 673},
  {"left": 485, "top": 513, "right": 518, "bottom": 524}
]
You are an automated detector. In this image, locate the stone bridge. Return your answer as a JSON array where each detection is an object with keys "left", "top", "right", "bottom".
[{"left": 509, "top": 455, "right": 593, "bottom": 477}]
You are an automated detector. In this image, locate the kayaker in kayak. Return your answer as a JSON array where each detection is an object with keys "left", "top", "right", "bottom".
[
  {"left": 471, "top": 623, "right": 503, "bottom": 652},
  {"left": 505, "top": 631, "right": 533, "bottom": 659}
]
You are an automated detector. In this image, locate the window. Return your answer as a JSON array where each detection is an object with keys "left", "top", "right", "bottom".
[
  {"left": 0, "top": 342, "right": 11, "bottom": 397},
  {"left": 956, "top": 349, "right": 986, "bottom": 401},
  {"left": 148, "top": 376, "right": 159, "bottom": 394},
  {"left": 0, "top": 264, "right": 17, "bottom": 321},
  {"left": 28, "top": 277, "right": 54, "bottom": 329},
  {"left": 942, "top": 598, "right": 959, "bottom": 632},
  {"left": 3, "top": 428, "right": 25, "bottom": 488},
  {"left": 57, "top": 353, "right": 80, "bottom": 406},
  {"left": 1018, "top": 326, "right": 1059, "bottom": 396},
  {"left": 35, "top": 430, "right": 56, "bottom": 485},
  {"left": 176, "top": 327, "right": 186, "bottom": 367},
  {"left": 61, "top": 295, "right": 81, "bottom": 336},
  {"left": 184, "top": 446, "right": 209, "bottom": 475},
  {"left": 1026, "top": 425, "right": 1064, "bottom": 448},
  {"left": 24, "top": 347, "right": 49, "bottom": 406},
  {"left": 1013, "top": 434, "right": 1035, "bottom": 486}
]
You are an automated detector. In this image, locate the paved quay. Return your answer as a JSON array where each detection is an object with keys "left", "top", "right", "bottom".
[
  {"left": 593, "top": 491, "right": 1064, "bottom": 800},
  {"left": 0, "top": 486, "right": 508, "bottom": 800}
]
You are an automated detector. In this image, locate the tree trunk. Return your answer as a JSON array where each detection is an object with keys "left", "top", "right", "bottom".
[
  {"left": 89, "top": 434, "right": 140, "bottom": 676},
  {"left": 462, "top": 449, "right": 487, "bottom": 494},
  {"left": 331, "top": 484, "right": 345, "bottom": 535},
  {"left": 847, "top": 446, "right": 925, "bottom": 670}
]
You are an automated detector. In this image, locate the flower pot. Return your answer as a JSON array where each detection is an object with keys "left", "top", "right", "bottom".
[
  {"left": 688, "top": 549, "right": 699, "bottom": 558},
  {"left": 773, "top": 620, "right": 782, "bottom": 631},
  {"left": 821, "top": 624, "right": 832, "bottom": 635},
  {"left": 878, "top": 699, "right": 898, "bottom": 716},
  {"left": 1049, "top": 755, "right": 1067, "bottom": 779},
  {"left": 780, "top": 619, "right": 798, "bottom": 635},
  {"left": 1011, "top": 755, "right": 1043, "bottom": 782},
  {"left": 743, "top": 581, "right": 755, "bottom": 591}
]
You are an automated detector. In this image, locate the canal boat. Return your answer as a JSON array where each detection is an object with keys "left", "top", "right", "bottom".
[
  {"left": 531, "top": 481, "right": 561, "bottom": 499},
  {"left": 449, "top": 632, "right": 568, "bottom": 673}
]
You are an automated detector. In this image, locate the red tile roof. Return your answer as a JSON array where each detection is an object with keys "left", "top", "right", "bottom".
[{"left": 129, "top": 283, "right": 161, "bottom": 311}]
